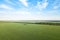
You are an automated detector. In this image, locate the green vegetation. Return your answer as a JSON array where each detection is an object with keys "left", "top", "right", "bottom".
[
  {"left": 0, "top": 22, "right": 60, "bottom": 40},
  {"left": 34, "top": 22, "right": 60, "bottom": 26}
]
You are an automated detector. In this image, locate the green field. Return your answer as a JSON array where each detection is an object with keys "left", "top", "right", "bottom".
[{"left": 0, "top": 22, "right": 60, "bottom": 40}]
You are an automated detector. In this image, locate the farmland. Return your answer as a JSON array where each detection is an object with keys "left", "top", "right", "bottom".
[{"left": 0, "top": 21, "right": 60, "bottom": 40}]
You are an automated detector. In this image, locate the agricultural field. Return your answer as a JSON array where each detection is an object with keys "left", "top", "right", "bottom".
[{"left": 0, "top": 22, "right": 60, "bottom": 40}]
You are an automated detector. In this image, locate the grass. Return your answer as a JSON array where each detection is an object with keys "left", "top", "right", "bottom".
[{"left": 0, "top": 22, "right": 60, "bottom": 40}]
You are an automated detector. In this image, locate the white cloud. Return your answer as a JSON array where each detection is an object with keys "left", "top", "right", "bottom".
[
  {"left": 0, "top": 10, "right": 37, "bottom": 20},
  {"left": 52, "top": 0, "right": 60, "bottom": 10},
  {"left": 36, "top": 0, "right": 48, "bottom": 10},
  {"left": 19, "top": 0, "right": 28, "bottom": 7},
  {"left": 53, "top": 6, "right": 59, "bottom": 10},
  {"left": 0, "top": 10, "right": 60, "bottom": 20},
  {"left": 14, "top": 11, "right": 30, "bottom": 15},
  {"left": 0, "top": 8, "right": 60, "bottom": 20},
  {"left": 5, "top": 0, "right": 16, "bottom": 5},
  {"left": 0, "top": 4, "right": 13, "bottom": 10}
]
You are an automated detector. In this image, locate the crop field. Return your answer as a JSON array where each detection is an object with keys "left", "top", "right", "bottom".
[{"left": 0, "top": 22, "right": 60, "bottom": 40}]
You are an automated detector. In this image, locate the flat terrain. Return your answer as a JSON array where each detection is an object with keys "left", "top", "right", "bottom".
[{"left": 0, "top": 22, "right": 60, "bottom": 40}]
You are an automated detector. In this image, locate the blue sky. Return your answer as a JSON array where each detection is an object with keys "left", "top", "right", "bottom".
[{"left": 0, "top": 0, "right": 60, "bottom": 20}]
